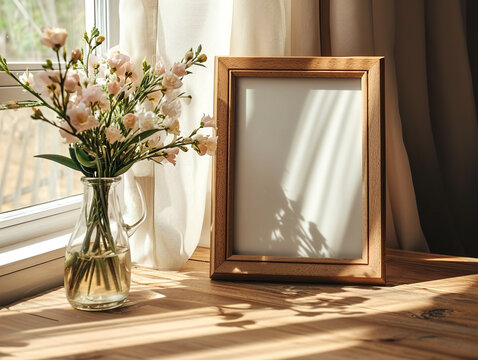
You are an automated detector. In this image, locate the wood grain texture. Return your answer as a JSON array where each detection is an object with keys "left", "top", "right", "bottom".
[{"left": 1, "top": 248, "right": 477, "bottom": 360}]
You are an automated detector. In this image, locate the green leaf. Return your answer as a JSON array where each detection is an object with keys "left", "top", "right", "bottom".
[
  {"left": 127, "top": 129, "right": 161, "bottom": 146},
  {"left": 35, "top": 154, "right": 81, "bottom": 172},
  {"left": 69, "top": 147, "right": 95, "bottom": 176},
  {"left": 90, "top": 27, "right": 100, "bottom": 39},
  {"left": 113, "top": 162, "right": 135, "bottom": 177},
  {"left": 74, "top": 145, "right": 97, "bottom": 168}
]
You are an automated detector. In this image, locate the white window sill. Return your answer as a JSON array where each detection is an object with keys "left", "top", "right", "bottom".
[
  {"left": 0, "top": 233, "right": 70, "bottom": 306},
  {"left": 0, "top": 197, "right": 81, "bottom": 306}
]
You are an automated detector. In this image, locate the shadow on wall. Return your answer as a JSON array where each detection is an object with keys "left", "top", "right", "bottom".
[{"left": 233, "top": 77, "right": 363, "bottom": 259}]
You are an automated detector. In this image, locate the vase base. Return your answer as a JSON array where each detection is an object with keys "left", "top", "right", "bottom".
[{"left": 68, "top": 296, "right": 127, "bottom": 311}]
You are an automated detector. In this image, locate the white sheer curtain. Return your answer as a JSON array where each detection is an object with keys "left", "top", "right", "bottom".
[
  {"left": 119, "top": 0, "right": 432, "bottom": 270},
  {"left": 119, "top": 0, "right": 233, "bottom": 269}
]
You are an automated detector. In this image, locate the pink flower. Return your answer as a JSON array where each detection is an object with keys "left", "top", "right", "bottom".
[
  {"left": 123, "top": 113, "right": 138, "bottom": 129},
  {"left": 120, "top": 61, "right": 138, "bottom": 84},
  {"left": 147, "top": 89, "right": 163, "bottom": 103},
  {"left": 172, "top": 62, "right": 187, "bottom": 77},
  {"left": 163, "top": 117, "right": 180, "bottom": 136},
  {"left": 64, "top": 71, "right": 80, "bottom": 93},
  {"left": 67, "top": 102, "right": 98, "bottom": 132},
  {"left": 40, "top": 27, "right": 68, "bottom": 49},
  {"left": 160, "top": 100, "right": 181, "bottom": 119},
  {"left": 164, "top": 148, "right": 180, "bottom": 165},
  {"left": 108, "top": 52, "right": 130, "bottom": 70},
  {"left": 81, "top": 85, "right": 110, "bottom": 110},
  {"left": 153, "top": 147, "right": 180, "bottom": 165},
  {"left": 162, "top": 72, "right": 182, "bottom": 90},
  {"left": 59, "top": 121, "right": 78, "bottom": 143},
  {"left": 138, "top": 111, "right": 157, "bottom": 130},
  {"left": 193, "top": 134, "right": 217, "bottom": 156},
  {"left": 155, "top": 59, "right": 165, "bottom": 76},
  {"left": 34, "top": 70, "right": 61, "bottom": 97},
  {"left": 201, "top": 114, "right": 216, "bottom": 128},
  {"left": 105, "top": 127, "right": 123, "bottom": 144},
  {"left": 107, "top": 80, "right": 121, "bottom": 96}
]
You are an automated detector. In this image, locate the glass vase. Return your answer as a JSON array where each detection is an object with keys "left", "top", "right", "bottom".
[{"left": 64, "top": 176, "right": 144, "bottom": 311}]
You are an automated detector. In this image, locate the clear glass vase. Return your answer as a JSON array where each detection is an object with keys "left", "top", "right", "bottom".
[{"left": 64, "top": 177, "right": 144, "bottom": 311}]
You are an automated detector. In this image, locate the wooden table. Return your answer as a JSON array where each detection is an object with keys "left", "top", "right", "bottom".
[{"left": 1, "top": 248, "right": 477, "bottom": 359}]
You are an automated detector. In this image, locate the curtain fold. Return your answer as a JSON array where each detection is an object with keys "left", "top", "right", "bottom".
[
  {"left": 120, "top": 0, "right": 233, "bottom": 269},
  {"left": 424, "top": 0, "right": 478, "bottom": 255},
  {"left": 119, "top": 0, "right": 478, "bottom": 266}
]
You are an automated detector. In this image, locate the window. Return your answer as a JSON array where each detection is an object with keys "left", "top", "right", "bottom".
[{"left": 0, "top": 0, "right": 119, "bottom": 306}]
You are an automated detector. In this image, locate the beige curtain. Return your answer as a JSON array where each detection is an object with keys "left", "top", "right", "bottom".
[
  {"left": 394, "top": 0, "right": 478, "bottom": 255},
  {"left": 328, "top": 0, "right": 427, "bottom": 250},
  {"left": 231, "top": 0, "right": 478, "bottom": 255},
  {"left": 119, "top": 0, "right": 478, "bottom": 266},
  {"left": 230, "top": 0, "right": 428, "bottom": 251}
]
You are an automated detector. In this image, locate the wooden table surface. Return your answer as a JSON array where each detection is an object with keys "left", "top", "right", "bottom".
[{"left": 1, "top": 248, "right": 477, "bottom": 360}]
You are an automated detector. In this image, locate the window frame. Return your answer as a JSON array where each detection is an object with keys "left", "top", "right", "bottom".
[{"left": 0, "top": 0, "right": 118, "bottom": 306}]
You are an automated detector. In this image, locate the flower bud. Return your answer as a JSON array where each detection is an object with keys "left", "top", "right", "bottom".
[
  {"left": 96, "top": 35, "right": 105, "bottom": 45},
  {"left": 71, "top": 49, "right": 82, "bottom": 63},
  {"left": 31, "top": 107, "right": 43, "bottom": 119},
  {"left": 184, "top": 50, "right": 193, "bottom": 62},
  {"left": 197, "top": 54, "right": 207, "bottom": 63},
  {"left": 7, "top": 100, "right": 19, "bottom": 109}
]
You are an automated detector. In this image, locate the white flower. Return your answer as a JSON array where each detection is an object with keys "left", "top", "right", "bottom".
[
  {"left": 66, "top": 102, "right": 98, "bottom": 132},
  {"left": 193, "top": 134, "right": 217, "bottom": 156},
  {"left": 64, "top": 71, "right": 80, "bottom": 93},
  {"left": 58, "top": 121, "right": 78, "bottom": 143},
  {"left": 96, "top": 63, "right": 108, "bottom": 81},
  {"left": 162, "top": 72, "right": 182, "bottom": 90},
  {"left": 105, "top": 127, "right": 123, "bottom": 144},
  {"left": 172, "top": 62, "right": 187, "bottom": 77},
  {"left": 155, "top": 58, "right": 166, "bottom": 76},
  {"left": 201, "top": 114, "right": 216, "bottom": 128},
  {"left": 163, "top": 117, "right": 180, "bottom": 136},
  {"left": 108, "top": 52, "right": 130, "bottom": 70},
  {"left": 138, "top": 99, "right": 155, "bottom": 113},
  {"left": 89, "top": 54, "right": 100, "bottom": 69},
  {"left": 34, "top": 70, "right": 61, "bottom": 97},
  {"left": 164, "top": 89, "right": 180, "bottom": 100},
  {"left": 40, "top": 27, "right": 68, "bottom": 49},
  {"left": 117, "top": 61, "right": 138, "bottom": 84},
  {"left": 160, "top": 100, "right": 181, "bottom": 119},
  {"left": 147, "top": 89, "right": 163, "bottom": 103},
  {"left": 184, "top": 50, "right": 194, "bottom": 62},
  {"left": 123, "top": 113, "right": 138, "bottom": 130},
  {"left": 19, "top": 71, "right": 34, "bottom": 87},
  {"left": 77, "top": 68, "right": 90, "bottom": 87},
  {"left": 107, "top": 45, "right": 122, "bottom": 58},
  {"left": 147, "top": 133, "right": 163, "bottom": 148},
  {"left": 138, "top": 111, "right": 157, "bottom": 130},
  {"left": 107, "top": 79, "right": 121, "bottom": 96},
  {"left": 81, "top": 85, "right": 110, "bottom": 110},
  {"left": 153, "top": 147, "right": 180, "bottom": 165},
  {"left": 163, "top": 147, "right": 180, "bottom": 165}
]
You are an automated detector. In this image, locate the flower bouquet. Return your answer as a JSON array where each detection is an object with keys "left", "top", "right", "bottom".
[{"left": 0, "top": 27, "right": 216, "bottom": 310}]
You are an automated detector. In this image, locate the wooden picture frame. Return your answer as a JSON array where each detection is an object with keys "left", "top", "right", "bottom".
[{"left": 211, "top": 57, "right": 385, "bottom": 284}]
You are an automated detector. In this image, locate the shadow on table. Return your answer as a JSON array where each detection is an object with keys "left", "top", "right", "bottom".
[
  {"left": 32, "top": 280, "right": 478, "bottom": 359},
  {"left": 1, "top": 269, "right": 477, "bottom": 360}
]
